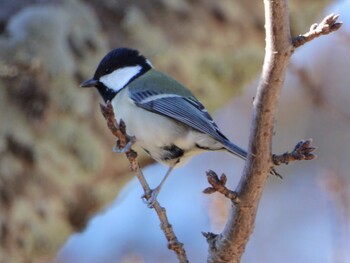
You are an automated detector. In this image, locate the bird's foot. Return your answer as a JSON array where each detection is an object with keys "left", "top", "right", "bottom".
[
  {"left": 113, "top": 136, "right": 136, "bottom": 153},
  {"left": 142, "top": 187, "right": 161, "bottom": 208},
  {"left": 141, "top": 166, "right": 174, "bottom": 208}
]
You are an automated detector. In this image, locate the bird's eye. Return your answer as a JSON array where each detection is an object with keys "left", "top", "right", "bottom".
[{"left": 105, "top": 68, "right": 111, "bottom": 74}]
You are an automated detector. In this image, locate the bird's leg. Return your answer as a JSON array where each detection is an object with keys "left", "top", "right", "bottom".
[
  {"left": 113, "top": 135, "right": 136, "bottom": 153},
  {"left": 145, "top": 164, "right": 176, "bottom": 207}
]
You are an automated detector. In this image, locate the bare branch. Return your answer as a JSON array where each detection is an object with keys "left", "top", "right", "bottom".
[
  {"left": 100, "top": 102, "right": 127, "bottom": 148},
  {"left": 100, "top": 102, "right": 189, "bottom": 263},
  {"left": 206, "top": 3, "right": 341, "bottom": 263},
  {"left": 293, "top": 14, "right": 342, "bottom": 48},
  {"left": 207, "top": 1, "right": 294, "bottom": 261},
  {"left": 273, "top": 139, "right": 317, "bottom": 165}
]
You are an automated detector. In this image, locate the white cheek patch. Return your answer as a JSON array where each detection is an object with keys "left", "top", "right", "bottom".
[{"left": 100, "top": 65, "right": 142, "bottom": 92}]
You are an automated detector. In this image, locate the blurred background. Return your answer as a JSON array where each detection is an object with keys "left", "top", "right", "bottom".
[{"left": 1, "top": 0, "right": 349, "bottom": 262}]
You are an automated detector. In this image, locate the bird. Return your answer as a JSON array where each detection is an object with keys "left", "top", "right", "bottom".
[{"left": 81, "top": 48, "right": 252, "bottom": 204}]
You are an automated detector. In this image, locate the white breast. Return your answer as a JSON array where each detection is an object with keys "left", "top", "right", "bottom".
[
  {"left": 111, "top": 88, "right": 223, "bottom": 166},
  {"left": 112, "top": 89, "right": 182, "bottom": 160}
]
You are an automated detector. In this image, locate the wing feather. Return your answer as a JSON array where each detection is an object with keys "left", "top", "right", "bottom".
[{"left": 129, "top": 90, "right": 229, "bottom": 143}]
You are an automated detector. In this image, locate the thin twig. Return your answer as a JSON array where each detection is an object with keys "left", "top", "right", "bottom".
[
  {"left": 203, "top": 170, "right": 240, "bottom": 204},
  {"left": 292, "top": 14, "right": 342, "bottom": 48},
  {"left": 273, "top": 139, "right": 317, "bottom": 165},
  {"left": 100, "top": 102, "right": 127, "bottom": 148},
  {"left": 100, "top": 101, "right": 189, "bottom": 263}
]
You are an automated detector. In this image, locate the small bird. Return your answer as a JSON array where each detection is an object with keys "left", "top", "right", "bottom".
[{"left": 81, "top": 48, "right": 249, "bottom": 203}]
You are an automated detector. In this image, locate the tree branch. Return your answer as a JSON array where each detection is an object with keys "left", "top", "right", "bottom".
[
  {"left": 205, "top": 2, "right": 341, "bottom": 263},
  {"left": 273, "top": 139, "right": 317, "bottom": 165},
  {"left": 203, "top": 171, "right": 240, "bottom": 203},
  {"left": 100, "top": 101, "right": 189, "bottom": 263},
  {"left": 292, "top": 14, "right": 343, "bottom": 48}
]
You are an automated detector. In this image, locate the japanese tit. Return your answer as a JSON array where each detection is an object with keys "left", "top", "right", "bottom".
[{"left": 81, "top": 48, "right": 249, "bottom": 200}]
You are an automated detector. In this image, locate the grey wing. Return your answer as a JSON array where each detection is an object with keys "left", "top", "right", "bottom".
[{"left": 129, "top": 89, "right": 247, "bottom": 159}]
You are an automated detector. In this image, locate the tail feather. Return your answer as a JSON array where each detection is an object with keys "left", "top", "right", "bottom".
[
  {"left": 223, "top": 140, "right": 282, "bottom": 178},
  {"left": 223, "top": 140, "right": 247, "bottom": 160}
]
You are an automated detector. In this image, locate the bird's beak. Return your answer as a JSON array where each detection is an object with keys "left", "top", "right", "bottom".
[{"left": 80, "top": 78, "right": 98, "bottom": 88}]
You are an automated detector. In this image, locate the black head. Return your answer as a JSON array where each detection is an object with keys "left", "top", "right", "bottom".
[{"left": 80, "top": 48, "right": 152, "bottom": 102}]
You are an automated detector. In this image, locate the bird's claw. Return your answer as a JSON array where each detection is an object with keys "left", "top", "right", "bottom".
[
  {"left": 113, "top": 136, "right": 136, "bottom": 153},
  {"left": 142, "top": 188, "right": 160, "bottom": 208}
]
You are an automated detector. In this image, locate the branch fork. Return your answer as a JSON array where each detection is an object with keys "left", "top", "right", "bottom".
[{"left": 203, "top": 139, "right": 317, "bottom": 201}]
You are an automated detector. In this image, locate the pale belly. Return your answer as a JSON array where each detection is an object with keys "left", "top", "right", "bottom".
[
  {"left": 112, "top": 89, "right": 186, "bottom": 144},
  {"left": 111, "top": 89, "right": 224, "bottom": 166}
]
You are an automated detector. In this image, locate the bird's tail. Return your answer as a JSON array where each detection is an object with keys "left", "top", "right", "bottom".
[
  {"left": 223, "top": 140, "right": 247, "bottom": 160},
  {"left": 223, "top": 140, "right": 282, "bottom": 179}
]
